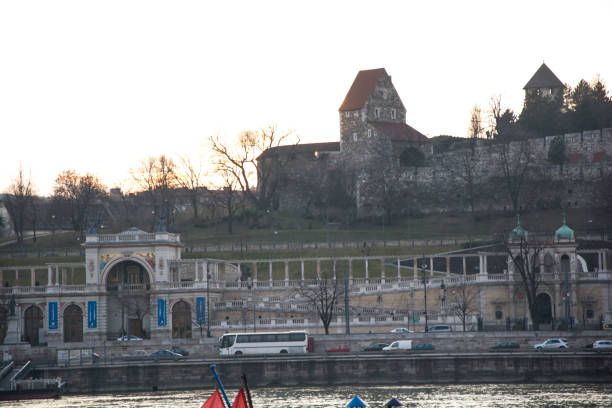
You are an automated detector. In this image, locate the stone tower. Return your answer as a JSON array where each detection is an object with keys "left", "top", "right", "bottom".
[
  {"left": 338, "top": 68, "right": 430, "bottom": 167},
  {"left": 524, "top": 63, "right": 565, "bottom": 103}
]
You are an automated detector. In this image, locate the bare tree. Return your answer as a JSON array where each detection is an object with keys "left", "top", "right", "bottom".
[
  {"left": 123, "top": 293, "right": 151, "bottom": 339},
  {"left": 506, "top": 236, "right": 544, "bottom": 331},
  {"left": 297, "top": 271, "right": 344, "bottom": 335},
  {"left": 131, "top": 155, "right": 178, "bottom": 231},
  {"left": 496, "top": 137, "right": 534, "bottom": 213},
  {"left": 2, "top": 164, "right": 35, "bottom": 244},
  {"left": 468, "top": 105, "right": 484, "bottom": 140},
  {"left": 487, "top": 95, "right": 516, "bottom": 140},
  {"left": 176, "top": 156, "right": 207, "bottom": 221},
  {"left": 450, "top": 279, "right": 479, "bottom": 331},
  {"left": 209, "top": 124, "right": 299, "bottom": 210},
  {"left": 52, "top": 170, "right": 107, "bottom": 240},
  {"left": 214, "top": 171, "right": 243, "bottom": 235}
]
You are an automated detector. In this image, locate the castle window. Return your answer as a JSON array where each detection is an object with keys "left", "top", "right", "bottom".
[
  {"left": 352, "top": 132, "right": 357, "bottom": 141},
  {"left": 391, "top": 109, "right": 397, "bottom": 119},
  {"left": 367, "top": 129, "right": 372, "bottom": 138},
  {"left": 345, "top": 111, "right": 350, "bottom": 118},
  {"left": 375, "top": 108, "right": 380, "bottom": 119},
  {"left": 495, "top": 306, "right": 503, "bottom": 320},
  {"left": 353, "top": 111, "right": 359, "bottom": 117}
]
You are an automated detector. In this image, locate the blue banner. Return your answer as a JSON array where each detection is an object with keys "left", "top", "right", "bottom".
[
  {"left": 157, "top": 299, "right": 167, "bottom": 326},
  {"left": 196, "top": 297, "right": 206, "bottom": 325},
  {"left": 88, "top": 301, "right": 97, "bottom": 328},
  {"left": 48, "top": 302, "right": 58, "bottom": 329}
]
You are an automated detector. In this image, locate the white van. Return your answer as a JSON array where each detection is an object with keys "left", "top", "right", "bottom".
[{"left": 383, "top": 340, "right": 412, "bottom": 351}]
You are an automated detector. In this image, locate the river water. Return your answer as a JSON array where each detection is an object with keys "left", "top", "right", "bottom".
[{"left": 5, "top": 384, "right": 612, "bottom": 407}]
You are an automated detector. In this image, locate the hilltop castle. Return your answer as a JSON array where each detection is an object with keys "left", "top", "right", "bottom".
[{"left": 258, "top": 64, "right": 612, "bottom": 217}]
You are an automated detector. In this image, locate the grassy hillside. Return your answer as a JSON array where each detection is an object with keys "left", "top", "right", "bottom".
[{"left": 1, "top": 207, "right": 610, "bottom": 267}]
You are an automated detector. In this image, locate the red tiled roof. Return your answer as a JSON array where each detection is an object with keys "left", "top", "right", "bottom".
[
  {"left": 368, "top": 121, "right": 428, "bottom": 142},
  {"left": 339, "top": 68, "right": 386, "bottom": 111},
  {"left": 593, "top": 151, "right": 605, "bottom": 163},
  {"left": 524, "top": 63, "right": 564, "bottom": 90},
  {"left": 569, "top": 153, "right": 583, "bottom": 164}
]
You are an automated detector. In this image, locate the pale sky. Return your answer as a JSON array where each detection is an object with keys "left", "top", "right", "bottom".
[{"left": 1, "top": 0, "right": 611, "bottom": 195}]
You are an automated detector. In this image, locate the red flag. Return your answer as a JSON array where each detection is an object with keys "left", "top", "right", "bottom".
[
  {"left": 201, "top": 389, "right": 225, "bottom": 408},
  {"left": 232, "top": 388, "right": 249, "bottom": 408}
]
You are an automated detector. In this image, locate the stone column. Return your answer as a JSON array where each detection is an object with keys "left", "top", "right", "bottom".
[
  {"left": 479, "top": 255, "right": 484, "bottom": 275},
  {"left": 269, "top": 262, "right": 273, "bottom": 282},
  {"left": 284, "top": 261, "right": 289, "bottom": 282},
  {"left": 413, "top": 259, "right": 418, "bottom": 280},
  {"left": 429, "top": 257, "right": 434, "bottom": 277},
  {"left": 380, "top": 258, "right": 385, "bottom": 282},
  {"left": 30, "top": 268, "right": 35, "bottom": 286},
  {"left": 397, "top": 258, "right": 401, "bottom": 280},
  {"left": 333, "top": 260, "right": 337, "bottom": 280},
  {"left": 300, "top": 261, "right": 305, "bottom": 281},
  {"left": 252, "top": 262, "right": 258, "bottom": 282},
  {"left": 55, "top": 266, "right": 60, "bottom": 286},
  {"left": 365, "top": 259, "right": 369, "bottom": 280},
  {"left": 316, "top": 260, "right": 321, "bottom": 278},
  {"left": 47, "top": 266, "right": 52, "bottom": 286},
  {"left": 462, "top": 257, "right": 467, "bottom": 276},
  {"left": 348, "top": 259, "right": 353, "bottom": 282}
]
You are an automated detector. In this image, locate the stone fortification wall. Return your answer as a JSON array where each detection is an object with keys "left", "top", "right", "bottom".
[{"left": 265, "top": 128, "right": 611, "bottom": 216}]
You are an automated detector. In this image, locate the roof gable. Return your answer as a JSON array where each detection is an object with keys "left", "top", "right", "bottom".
[
  {"left": 368, "top": 121, "right": 428, "bottom": 143},
  {"left": 339, "top": 68, "right": 386, "bottom": 111},
  {"left": 524, "top": 63, "right": 564, "bottom": 90}
]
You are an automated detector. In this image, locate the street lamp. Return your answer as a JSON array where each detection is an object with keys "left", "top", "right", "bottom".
[
  {"left": 421, "top": 259, "right": 429, "bottom": 332},
  {"left": 206, "top": 264, "right": 211, "bottom": 337}
]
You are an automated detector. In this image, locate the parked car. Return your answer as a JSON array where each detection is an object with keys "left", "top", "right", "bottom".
[
  {"left": 117, "top": 335, "right": 143, "bottom": 342},
  {"left": 390, "top": 328, "right": 413, "bottom": 334},
  {"left": 412, "top": 342, "right": 434, "bottom": 351},
  {"left": 363, "top": 343, "right": 388, "bottom": 352},
  {"left": 150, "top": 349, "right": 183, "bottom": 361},
  {"left": 534, "top": 338, "right": 568, "bottom": 351},
  {"left": 171, "top": 347, "right": 189, "bottom": 356},
  {"left": 428, "top": 325, "right": 452, "bottom": 332},
  {"left": 383, "top": 340, "right": 412, "bottom": 351},
  {"left": 326, "top": 345, "right": 350, "bottom": 353},
  {"left": 490, "top": 342, "right": 520, "bottom": 350},
  {"left": 593, "top": 340, "right": 612, "bottom": 352}
]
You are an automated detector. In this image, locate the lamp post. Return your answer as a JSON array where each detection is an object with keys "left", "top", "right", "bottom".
[
  {"left": 421, "top": 259, "right": 429, "bottom": 333},
  {"left": 206, "top": 264, "right": 211, "bottom": 337}
]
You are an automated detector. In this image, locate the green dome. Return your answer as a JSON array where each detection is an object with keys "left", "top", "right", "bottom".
[
  {"left": 510, "top": 214, "right": 528, "bottom": 241},
  {"left": 555, "top": 213, "right": 575, "bottom": 241}
]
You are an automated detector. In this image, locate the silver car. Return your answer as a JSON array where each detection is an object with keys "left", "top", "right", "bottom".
[
  {"left": 534, "top": 338, "right": 568, "bottom": 351},
  {"left": 593, "top": 340, "right": 612, "bottom": 352}
]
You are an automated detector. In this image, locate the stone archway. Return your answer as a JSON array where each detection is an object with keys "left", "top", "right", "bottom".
[
  {"left": 172, "top": 301, "right": 192, "bottom": 339},
  {"left": 105, "top": 260, "right": 152, "bottom": 339},
  {"left": 535, "top": 293, "right": 553, "bottom": 326},
  {"left": 63, "top": 304, "right": 83, "bottom": 343},
  {"left": 24, "top": 306, "right": 43, "bottom": 346}
]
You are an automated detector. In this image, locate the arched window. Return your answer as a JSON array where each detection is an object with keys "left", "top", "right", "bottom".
[
  {"left": 172, "top": 301, "right": 192, "bottom": 339},
  {"left": 24, "top": 306, "right": 43, "bottom": 346},
  {"left": 399, "top": 147, "right": 425, "bottom": 167},
  {"left": 543, "top": 253, "right": 554, "bottom": 274},
  {"left": 64, "top": 304, "right": 83, "bottom": 343}
]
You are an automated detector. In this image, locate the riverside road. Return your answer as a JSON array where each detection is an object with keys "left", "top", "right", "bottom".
[{"left": 35, "top": 351, "right": 612, "bottom": 394}]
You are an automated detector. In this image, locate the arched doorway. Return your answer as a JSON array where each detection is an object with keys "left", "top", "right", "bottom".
[
  {"left": 535, "top": 293, "right": 552, "bottom": 326},
  {"left": 105, "top": 260, "right": 151, "bottom": 339},
  {"left": 63, "top": 304, "right": 83, "bottom": 343},
  {"left": 24, "top": 306, "right": 43, "bottom": 346},
  {"left": 172, "top": 301, "right": 192, "bottom": 339},
  {"left": 0, "top": 306, "right": 7, "bottom": 344}
]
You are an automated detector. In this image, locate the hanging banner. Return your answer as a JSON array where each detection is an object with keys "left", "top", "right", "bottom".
[
  {"left": 88, "top": 301, "right": 97, "bottom": 328},
  {"left": 196, "top": 297, "right": 206, "bottom": 325},
  {"left": 158, "top": 299, "right": 167, "bottom": 326},
  {"left": 49, "top": 302, "right": 58, "bottom": 329}
]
